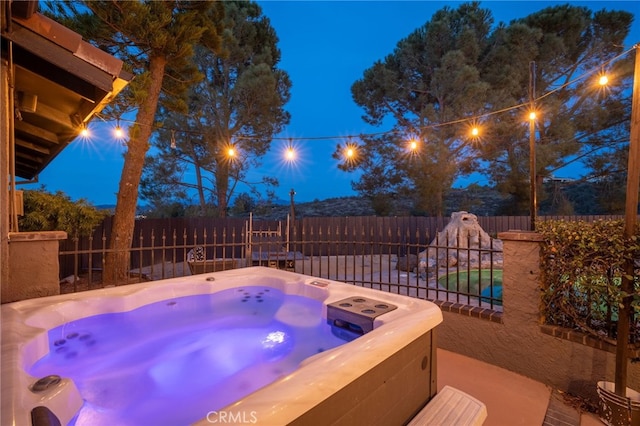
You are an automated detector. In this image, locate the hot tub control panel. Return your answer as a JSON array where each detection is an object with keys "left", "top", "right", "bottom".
[{"left": 327, "top": 296, "right": 398, "bottom": 335}]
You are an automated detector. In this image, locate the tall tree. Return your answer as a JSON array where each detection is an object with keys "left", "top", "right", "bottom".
[
  {"left": 346, "top": 2, "right": 494, "bottom": 216},
  {"left": 346, "top": 2, "right": 633, "bottom": 217},
  {"left": 141, "top": 1, "right": 291, "bottom": 217},
  {"left": 45, "top": 1, "right": 225, "bottom": 283},
  {"left": 476, "top": 5, "right": 633, "bottom": 214}
]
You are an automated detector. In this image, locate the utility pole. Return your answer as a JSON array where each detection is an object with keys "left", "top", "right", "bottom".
[
  {"left": 615, "top": 44, "right": 640, "bottom": 397},
  {"left": 529, "top": 61, "right": 537, "bottom": 231},
  {"left": 289, "top": 188, "right": 296, "bottom": 222},
  {"left": 288, "top": 188, "right": 296, "bottom": 253}
]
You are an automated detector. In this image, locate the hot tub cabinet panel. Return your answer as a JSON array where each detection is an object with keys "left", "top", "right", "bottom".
[
  {"left": 289, "top": 331, "right": 437, "bottom": 426},
  {"left": 1, "top": 267, "right": 442, "bottom": 426}
]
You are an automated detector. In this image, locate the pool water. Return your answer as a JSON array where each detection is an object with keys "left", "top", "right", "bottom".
[{"left": 28, "top": 286, "right": 353, "bottom": 426}]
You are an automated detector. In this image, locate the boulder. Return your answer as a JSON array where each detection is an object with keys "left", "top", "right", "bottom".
[
  {"left": 396, "top": 254, "right": 418, "bottom": 272},
  {"left": 418, "top": 211, "right": 503, "bottom": 271}
]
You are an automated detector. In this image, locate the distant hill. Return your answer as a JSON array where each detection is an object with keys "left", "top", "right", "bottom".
[
  {"left": 240, "top": 179, "right": 622, "bottom": 220},
  {"left": 116, "top": 180, "right": 624, "bottom": 220},
  {"left": 240, "top": 187, "right": 506, "bottom": 221},
  {"left": 95, "top": 204, "right": 154, "bottom": 218},
  {"left": 248, "top": 196, "right": 377, "bottom": 220}
]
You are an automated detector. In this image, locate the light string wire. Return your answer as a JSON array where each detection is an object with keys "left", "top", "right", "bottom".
[{"left": 93, "top": 45, "right": 636, "bottom": 146}]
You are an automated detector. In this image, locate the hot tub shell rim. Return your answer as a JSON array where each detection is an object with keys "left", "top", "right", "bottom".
[{"left": 1, "top": 266, "right": 442, "bottom": 426}]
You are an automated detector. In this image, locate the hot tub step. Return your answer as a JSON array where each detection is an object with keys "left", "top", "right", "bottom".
[{"left": 407, "top": 385, "right": 487, "bottom": 426}]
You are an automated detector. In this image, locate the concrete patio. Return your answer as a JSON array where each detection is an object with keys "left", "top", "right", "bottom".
[{"left": 438, "top": 348, "right": 603, "bottom": 426}]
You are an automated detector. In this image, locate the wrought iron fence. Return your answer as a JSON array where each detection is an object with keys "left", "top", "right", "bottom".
[
  {"left": 58, "top": 214, "right": 626, "bottom": 313},
  {"left": 58, "top": 217, "right": 505, "bottom": 311}
]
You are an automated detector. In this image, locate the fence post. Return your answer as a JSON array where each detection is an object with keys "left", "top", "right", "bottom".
[
  {"left": 497, "top": 230, "right": 544, "bottom": 324},
  {"left": 4, "top": 231, "right": 67, "bottom": 302}
]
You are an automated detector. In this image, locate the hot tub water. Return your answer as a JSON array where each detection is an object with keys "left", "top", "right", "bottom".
[{"left": 28, "top": 286, "right": 353, "bottom": 426}]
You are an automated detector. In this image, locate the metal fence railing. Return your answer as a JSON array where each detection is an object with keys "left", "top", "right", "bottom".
[
  {"left": 60, "top": 214, "right": 625, "bottom": 276},
  {"left": 59, "top": 218, "right": 504, "bottom": 311},
  {"left": 58, "top": 214, "right": 628, "bottom": 312}
]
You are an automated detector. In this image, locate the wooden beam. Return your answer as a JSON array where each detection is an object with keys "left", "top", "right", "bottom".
[
  {"left": 14, "top": 119, "right": 59, "bottom": 144},
  {"left": 35, "top": 101, "right": 76, "bottom": 130},
  {"left": 14, "top": 137, "right": 51, "bottom": 155},
  {"left": 15, "top": 151, "right": 43, "bottom": 164}
]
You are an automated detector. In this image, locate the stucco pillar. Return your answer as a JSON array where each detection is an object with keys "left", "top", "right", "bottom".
[
  {"left": 497, "top": 230, "right": 545, "bottom": 326},
  {"left": 3, "top": 231, "right": 67, "bottom": 303}
]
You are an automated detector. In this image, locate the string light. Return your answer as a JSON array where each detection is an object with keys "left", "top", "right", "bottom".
[
  {"left": 77, "top": 45, "right": 634, "bottom": 165},
  {"left": 341, "top": 139, "right": 360, "bottom": 165},
  {"left": 599, "top": 74, "right": 609, "bottom": 86},
  {"left": 346, "top": 147, "right": 354, "bottom": 157},
  {"left": 219, "top": 141, "right": 238, "bottom": 162},
  {"left": 468, "top": 122, "right": 483, "bottom": 141},
  {"left": 284, "top": 139, "right": 296, "bottom": 162},
  {"left": 598, "top": 65, "right": 610, "bottom": 87},
  {"left": 113, "top": 119, "right": 125, "bottom": 140}
]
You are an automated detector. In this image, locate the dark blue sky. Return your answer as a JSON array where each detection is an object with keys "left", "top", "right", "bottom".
[{"left": 24, "top": 1, "right": 640, "bottom": 205}]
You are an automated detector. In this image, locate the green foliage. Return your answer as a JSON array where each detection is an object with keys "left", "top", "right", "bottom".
[
  {"left": 370, "top": 193, "right": 395, "bottom": 216},
  {"left": 229, "top": 193, "right": 257, "bottom": 216},
  {"left": 481, "top": 5, "right": 633, "bottom": 215},
  {"left": 141, "top": 1, "right": 290, "bottom": 216},
  {"left": 43, "top": 1, "right": 228, "bottom": 282},
  {"left": 347, "top": 1, "right": 633, "bottom": 217},
  {"left": 19, "top": 189, "right": 106, "bottom": 237},
  {"left": 349, "top": 2, "right": 492, "bottom": 216},
  {"left": 43, "top": 1, "right": 226, "bottom": 118},
  {"left": 537, "top": 219, "right": 640, "bottom": 343}
]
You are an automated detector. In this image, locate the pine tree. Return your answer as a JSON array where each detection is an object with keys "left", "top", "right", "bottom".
[
  {"left": 45, "top": 1, "right": 225, "bottom": 284},
  {"left": 140, "top": 1, "right": 291, "bottom": 217},
  {"left": 348, "top": 2, "right": 494, "bottom": 217},
  {"left": 347, "top": 2, "right": 633, "bottom": 217}
]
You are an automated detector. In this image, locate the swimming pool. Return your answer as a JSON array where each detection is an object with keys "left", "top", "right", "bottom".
[{"left": 2, "top": 266, "right": 442, "bottom": 425}]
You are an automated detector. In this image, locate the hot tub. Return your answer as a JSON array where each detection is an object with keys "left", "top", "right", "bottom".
[{"left": 1, "top": 266, "right": 442, "bottom": 426}]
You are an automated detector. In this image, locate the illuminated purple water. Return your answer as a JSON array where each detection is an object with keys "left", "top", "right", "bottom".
[{"left": 28, "top": 286, "right": 352, "bottom": 426}]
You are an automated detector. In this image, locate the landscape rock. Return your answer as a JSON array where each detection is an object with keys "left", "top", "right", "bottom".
[
  {"left": 418, "top": 211, "right": 503, "bottom": 271},
  {"left": 396, "top": 254, "right": 418, "bottom": 272}
]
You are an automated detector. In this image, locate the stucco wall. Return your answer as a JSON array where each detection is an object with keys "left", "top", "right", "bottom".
[
  {"left": 3, "top": 231, "right": 67, "bottom": 304},
  {"left": 436, "top": 230, "right": 640, "bottom": 403}
]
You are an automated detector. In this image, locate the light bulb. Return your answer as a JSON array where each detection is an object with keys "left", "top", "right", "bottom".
[
  {"left": 285, "top": 147, "right": 295, "bottom": 161},
  {"left": 599, "top": 75, "right": 609, "bottom": 86}
]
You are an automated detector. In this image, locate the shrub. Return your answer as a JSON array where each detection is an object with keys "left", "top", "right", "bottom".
[
  {"left": 19, "top": 189, "right": 106, "bottom": 237},
  {"left": 537, "top": 219, "right": 640, "bottom": 343}
]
